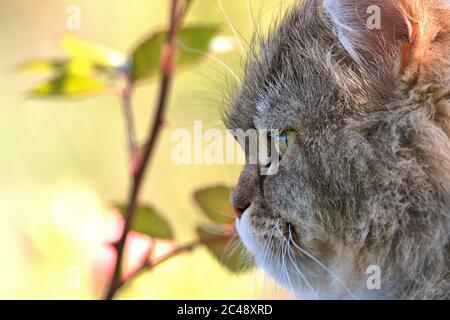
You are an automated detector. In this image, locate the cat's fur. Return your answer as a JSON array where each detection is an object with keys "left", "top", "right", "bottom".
[{"left": 226, "top": 0, "right": 450, "bottom": 299}]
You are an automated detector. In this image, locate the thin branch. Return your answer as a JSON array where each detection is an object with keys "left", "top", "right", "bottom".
[
  {"left": 115, "top": 240, "right": 201, "bottom": 290},
  {"left": 103, "top": 0, "right": 193, "bottom": 300},
  {"left": 121, "top": 78, "right": 138, "bottom": 160}
]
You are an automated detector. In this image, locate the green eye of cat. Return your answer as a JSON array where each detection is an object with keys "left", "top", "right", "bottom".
[
  {"left": 275, "top": 130, "right": 296, "bottom": 157},
  {"left": 262, "top": 130, "right": 296, "bottom": 167}
]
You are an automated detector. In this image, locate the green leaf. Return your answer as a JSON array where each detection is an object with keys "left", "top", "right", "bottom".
[
  {"left": 193, "top": 185, "right": 234, "bottom": 224},
  {"left": 60, "top": 35, "right": 127, "bottom": 70},
  {"left": 130, "top": 24, "right": 220, "bottom": 82},
  {"left": 177, "top": 25, "right": 220, "bottom": 65},
  {"left": 129, "top": 31, "right": 164, "bottom": 82},
  {"left": 18, "top": 58, "right": 99, "bottom": 77},
  {"left": 116, "top": 204, "right": 174, "bottom": 240},
  {"left": 197, "top": 224, "right": 254, "bottom": 274},
  {"left": 17, "top": 59, "right": 68, "bottom": 74},
  {"left": 29, "top": 74, "right": 109, "bottom": 97}
]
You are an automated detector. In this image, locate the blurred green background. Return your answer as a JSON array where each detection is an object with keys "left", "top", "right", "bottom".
[{"left": 0, "top": 0, "right": 291, "bottom": 299}]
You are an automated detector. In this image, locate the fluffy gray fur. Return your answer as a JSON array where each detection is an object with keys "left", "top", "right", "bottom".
[{"left": 226, "top": 0, "right": 450, "bottom": 299}]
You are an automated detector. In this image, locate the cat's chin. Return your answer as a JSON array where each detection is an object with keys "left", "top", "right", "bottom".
[
  {"left": 235, "top": 211, "right": 259, "bottom": 256},
  {"left": 236, "top": 216, "right": 389, "bottom": 300},
  {"left": 235, "top": 213, "right": 357, "bottom": 300},
  {"left": 235, "top": 212, "right": 313, "bottom": 299}
]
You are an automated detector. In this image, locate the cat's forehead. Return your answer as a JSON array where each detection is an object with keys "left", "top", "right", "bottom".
[
  {"left": 254, "top": 97, "right": 306, "bottom": 130},
  {"left": 227, "top": 1, "right": 335, "bottom": 131}
]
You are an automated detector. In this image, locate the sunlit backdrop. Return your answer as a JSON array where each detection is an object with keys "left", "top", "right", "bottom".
[{"left": 0, "top": 0, "right": 294, "bottom": 299}]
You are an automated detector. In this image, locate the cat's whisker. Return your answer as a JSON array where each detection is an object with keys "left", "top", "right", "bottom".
[
  {"left": 275, "top": 224, "right": 318, "bottom": 299},
  {"left": 189, "top": 86, "right": 228, "bottom": 97},
  {"left": 261, "top": 248, "right": 275, "bottom": 296},
  {"left": 272, "top": 222, "right": 294, "bottom": 297},
  {"left": 223, "top": 234, "right": 256, "bottom": 274},
  {"left": 259, "top": 225, "right": 279, "bottom": 296},
  {"left": 246, "top": 0, "right": 254, "bottom": 32},
  {"left": 178, "top": 41, "right": 241, "bottom": 83},
  {"left": 182, "top": 90, "right": 226, "bottom": 103},
  {"left": 186, "top": 93, "right": 227, "bottom": 109},
  {"left": 247, "top": 0, "right": 264, "bottom": 51},
  {"left": 215, "top": 0, "right": 248, "bottom": 55},
  {"left": 210, "top": 209, "right": 235, "bottom": 222},
  {"left": 280, "top": 237, "right": 297, "bottom": 296},
  {"left": 286, "top": 244, "right": 318, "bottom": 299},
  {"left": 221, "top": 233, "right": 260, "bottom": 275},
  {"left": 192, "top": 58, "right": 239, "bottom": 89},
  {"left": 288, "top": 226, "right": 358, "bottom": 300},
  {"left": 223, "top": 234, "right": 241, "bottom": 257},
  {"left": 256, "top": 230, "right": 273, "bottom": 291}
]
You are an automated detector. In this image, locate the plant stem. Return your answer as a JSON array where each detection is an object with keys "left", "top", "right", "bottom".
[
  {"left": 103, "top": 0, "right": 192, "bottom": 300},
  {"left": 115, "top": 240, "right": 202, "bottom": 290},
  {"left": 121, "top": 79, "right": 138, "bottom": 160}
]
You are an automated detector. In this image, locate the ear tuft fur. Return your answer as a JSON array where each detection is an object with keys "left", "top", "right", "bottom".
[
  {"left": 325, "top": 0, "right": 450, "bottom": 92},
  {"left": 324, "top": 0, "right": 412, "bottom": 65}
]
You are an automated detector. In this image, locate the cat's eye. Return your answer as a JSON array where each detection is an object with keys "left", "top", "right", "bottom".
[
  {"left": 275, "top": 130, "right": 296, "bottom": 157},
  {"left": 260, "top": 130, "right": 296, "bottom": 168}
]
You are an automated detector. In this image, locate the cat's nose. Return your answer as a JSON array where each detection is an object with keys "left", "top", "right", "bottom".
[
  {"left": 231, "top": 164, "right": 257, "bottom": 219},
  {"left": 231, "top": 202, "right": 249, "bottom": 219},
  {"left": 230, "top": 196, "right": 250, "bottom": 219}
]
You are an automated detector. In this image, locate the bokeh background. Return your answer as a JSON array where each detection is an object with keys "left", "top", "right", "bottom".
[{"left": 0, "top": 0, "right": 293, "bottom": 299}]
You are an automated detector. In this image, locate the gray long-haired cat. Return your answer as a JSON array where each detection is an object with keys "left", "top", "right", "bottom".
[{"left": 226, "top": 0, "right": 450, "bottom": 299}]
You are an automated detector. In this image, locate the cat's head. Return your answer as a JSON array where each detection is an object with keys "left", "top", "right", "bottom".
[{"left": 226, "top": 0, "right": 450, "bottom": 299}]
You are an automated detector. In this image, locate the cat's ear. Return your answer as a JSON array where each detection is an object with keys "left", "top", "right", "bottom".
[
  {"left": 323, "top": 0, "right": 415, "bottom": 69},
  {"left": 325, "top": 0, "right": 450, "bottom": 132}
]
